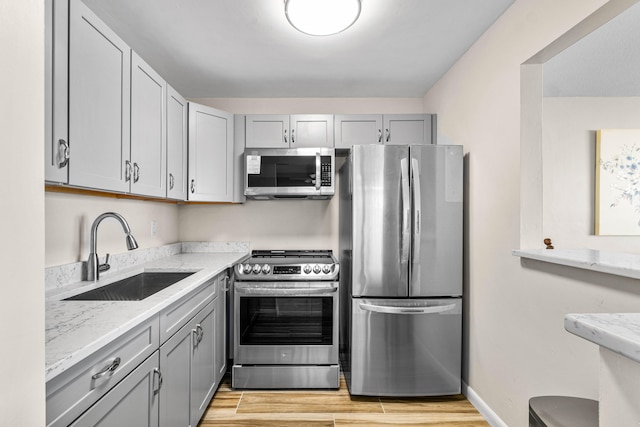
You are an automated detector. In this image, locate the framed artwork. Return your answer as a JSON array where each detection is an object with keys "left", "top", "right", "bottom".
[{"left": 596, "top": 129, "right": 640, "bottom": 235}]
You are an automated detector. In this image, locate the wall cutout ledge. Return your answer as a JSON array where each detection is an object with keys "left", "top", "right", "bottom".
[{"left": 513, "top": 248, "right": 640, "bottom": 280}]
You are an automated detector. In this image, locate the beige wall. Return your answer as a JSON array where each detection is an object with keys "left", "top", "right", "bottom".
[
  {"left": 0, "top": 0, "right": 46, "bottom": 424},
  {"left": 423, "top": 0, "right": 640, "bottom": 425},
  {"left": 45, "top": 193, "right": 179, "bottom": 267}
]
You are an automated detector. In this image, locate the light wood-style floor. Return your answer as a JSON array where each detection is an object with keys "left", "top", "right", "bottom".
[{"left": 198, "top": 375, "right": 489, "bottom": 426}]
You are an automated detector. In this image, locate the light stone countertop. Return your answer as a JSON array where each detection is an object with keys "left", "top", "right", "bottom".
[
  {"left": 45, "top": 251, "right": 249, "bottom": 382},
  {"left": 513, "top": 248, "right": 640, "bottom": 280},
  {"left": 564, "top": 313, "right": 640, "bottom": 364}
]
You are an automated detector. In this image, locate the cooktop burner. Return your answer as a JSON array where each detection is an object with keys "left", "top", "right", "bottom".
[{"left": 235, "top": 249, "right": 339, "bottom": 281}]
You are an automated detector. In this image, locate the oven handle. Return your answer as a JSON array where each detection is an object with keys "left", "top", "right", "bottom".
[
  {"left": 235, "top": 284, "right": 338, "bottom": 296},
  {"left": 315, "top": 152, "right": 321, "bottom": 190}
]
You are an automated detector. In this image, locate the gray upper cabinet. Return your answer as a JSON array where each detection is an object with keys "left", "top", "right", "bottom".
[
  {"left": 383, "top": 114, "right": 436, "bottom": 145},
  {"left": 45, "top": 0, "right": 69, "bottom": 184},
  {"left": 130, "top": 52, "right": 167, "bottom": 198},
  {"left": 334, "top": 114, "right": 384, "bottom": 149},
  {"left": 166, "top": 85, "right": 188, "bottom": 200},
  {"left": 334, "top": 114, "right": 437, "bottom": 149},
  {"left": 188, "top": 102, "right": 234, "bottom": 202},
  {"left": 68, "top": 0, "right": 131, "bottom": 193},
  {"left": 245, "top": 114, "right": 334, "bottom": 148}
]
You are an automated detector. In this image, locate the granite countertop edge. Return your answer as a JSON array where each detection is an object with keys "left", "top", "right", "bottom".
[{"left": 564, "top": 313, "right": 640, "bottom": 364}]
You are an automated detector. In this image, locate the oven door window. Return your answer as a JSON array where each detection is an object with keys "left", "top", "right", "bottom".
[
  {"left": 247, "top": 156, "right": 330, "bottom": 188},
  {"left": 239, "top": 296, "right": 333, "bottom": 345}
]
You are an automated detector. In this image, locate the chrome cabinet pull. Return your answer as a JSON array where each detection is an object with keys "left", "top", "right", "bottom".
[
  {"left": 190, "top": 179, "right": 195, "bottom": 193},
  {"left": 125, "top": 160, "right": 132, "bottom": 182},
  {"left": 58, "top": 139, "right": 70, "bottom": 168},
  {"left": 386, "top": 128, "right": 390, "bottom": 142},
  {"left": 283, "top": 129, "right": 288, "bottom": 144},
  {"left": 92, "top": 357, "right": 121, "bottom": 380},
  {"left": 377, "top": 129, "right": 382, "bottom": 143},
  {"left": 169, "top": 173, "right": 174, "bottom": 190},
  {"left": 291, "top": 128, "right": 295, "bottom": 144},
  {"left": 133, "top": 162, "right": 140, "bottom": 183},
  {"left": 153, "top": 368, "right": 163, "bottom": 395},
  {"left": 192, "top": 324, "right": 204, "bottom": 346},
  {"left": 222, "top": 275, "right": 230, "bottom": 292}
]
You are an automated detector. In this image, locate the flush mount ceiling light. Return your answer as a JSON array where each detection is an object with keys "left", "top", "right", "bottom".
[{"left": 284, "top": 0, "right": 361, "bottom": 36}]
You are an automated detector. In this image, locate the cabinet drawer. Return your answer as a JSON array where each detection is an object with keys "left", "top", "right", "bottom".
[
  {"left": 46, "top": 315, "right": 159, "bottom": 427},
  {"left": 70, "top": 351, "right": 160, "bottom": 426},
  {"left": 159, "top": 277, "right": 216, "bottom": 343}
]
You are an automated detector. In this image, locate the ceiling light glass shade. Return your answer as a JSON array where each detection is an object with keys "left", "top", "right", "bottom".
[{"left": 285, "top": 0, "right": 361, "bottom": 36}]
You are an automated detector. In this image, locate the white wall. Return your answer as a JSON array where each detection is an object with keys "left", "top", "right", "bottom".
[
  {"left": 543, "top": 97, "right": 640, "bottom": 250},
  {"left": 423, "top": 0, "right": 640, "bottom": 426},
  {"left": 0, "top": 0, "right": 45, "bottom": 425},
  {"left": 179, "top": 98, "right": 423, "bottom": 253}
]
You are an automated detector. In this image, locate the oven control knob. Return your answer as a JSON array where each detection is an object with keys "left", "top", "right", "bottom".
[
  {"left": 313, "top": 264, "right": 322, "bottom": 274},
  {"left": 252, "top": 264, "right": 262, "bottom": 274},
  {"left": 322, "top": 264, "right": 332, "bottom": 274},
  {"left": 243, "top": 264, "right": 252, "bottom": 273},
  {"left": 303, "top": 264, "right": 312, "bottom": 274},
  {"left": 262, "top": 264, "right": 271, "bottom": 274}
]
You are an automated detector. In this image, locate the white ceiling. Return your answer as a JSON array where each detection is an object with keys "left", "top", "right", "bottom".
[{"left": 83, "top": 0, "right": 516, "bottom": 98}]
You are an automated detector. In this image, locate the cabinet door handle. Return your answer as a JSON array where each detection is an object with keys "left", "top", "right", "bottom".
[
  {"left": 91, "top": 357, "right": 121, "bottom": 380},
  {"left": 386, "top": 128, "right": 390, "bottom": 142},
  {"left": 192, "top": 324, "right": 204, "bottom": 346},
  {"left": 283, "top": 129, "right": 288, "bottom": 144},
  {"left": 222, "top": 275, "right": 230, "bottom": 291},
  {"left": 190, "top": 179, "right": 195, "bottom": 193},
  {"left": 153, "top": 368, "right": 163, "bottom": 395},
  {"left": 133, "top": 162, "right": 140, "bottom": 183},
  {"left": 58, "top": 139, "right": 70, "bottom": 168},
  {"left": 125, "top": 160, "right": 132, "bottom": 182},
  {"left": 169, "top": 173, "right": 174, "bottom": 190},
  {"left": 377, "top": 129, "right": 382, "bottom": 143},
  {"left": 291, "top": 128, "right": 295, "bottom": 144}
]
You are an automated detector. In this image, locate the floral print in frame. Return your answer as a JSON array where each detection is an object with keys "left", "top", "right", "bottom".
[{"left": 596, "top": 129, "right": 640, "bottom": 235}]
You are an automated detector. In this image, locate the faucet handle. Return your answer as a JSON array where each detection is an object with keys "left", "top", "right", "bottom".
[{"left": 98, "top": 253, "right": 111, "bottom": 273}]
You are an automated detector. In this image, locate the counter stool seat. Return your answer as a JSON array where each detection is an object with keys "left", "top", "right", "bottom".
[{"left": 529, "top": 396, "right": 598, "bottom": 427}]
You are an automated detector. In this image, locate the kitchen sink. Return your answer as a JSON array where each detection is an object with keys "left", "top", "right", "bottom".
[{"left": 65, "top": 272, "right": 195, "bottom": 301}]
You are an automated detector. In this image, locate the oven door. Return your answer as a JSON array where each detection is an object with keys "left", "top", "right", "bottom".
[
  {"left": 244, "top": 148, "right": 335, "bottom": 199},
  {"left": 234, "top": 282, "right": 338, "bottom": 365}
]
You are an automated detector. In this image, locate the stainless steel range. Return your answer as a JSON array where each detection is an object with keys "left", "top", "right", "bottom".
[{"left": 232, "top": 250, "right": 339, "bottom": 389}]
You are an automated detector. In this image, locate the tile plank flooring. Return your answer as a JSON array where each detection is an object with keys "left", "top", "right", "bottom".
[{"left": 198, "top": 375, "right": 489, "bottom": 426}]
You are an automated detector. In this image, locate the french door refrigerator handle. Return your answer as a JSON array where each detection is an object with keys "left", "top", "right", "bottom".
[
  {"left": 411, "top": 157, "right": 422, "bottom": 262},
  {"left": 400, "top": 158, "right": 410, "bottom": 265},
  {"left": 359, "top": 302, "right": 456, "bottom": 315}
]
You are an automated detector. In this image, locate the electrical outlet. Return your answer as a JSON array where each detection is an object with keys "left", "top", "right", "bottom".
[{"left": 151, "top": 220, "right": 158, "bottom": 236}]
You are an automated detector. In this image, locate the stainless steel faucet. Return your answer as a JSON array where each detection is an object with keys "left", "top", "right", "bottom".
[{"left": 87, "top": 212, "right": 139, "bottom": 281}]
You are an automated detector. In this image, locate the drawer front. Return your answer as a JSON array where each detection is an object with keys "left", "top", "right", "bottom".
[
  {"left": 159, "top": 277, "right": 216, "bottom": 343},
  {"left": 46, "top": 315, "right": 159, "bottom": 427},
  {"left": 70, "top": 351, "right": 160, "bottom": 426}
]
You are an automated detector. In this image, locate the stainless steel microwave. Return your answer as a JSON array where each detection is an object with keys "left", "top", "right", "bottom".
[{"left": 244, "top": 147, "right": 335, "bottom": 199}]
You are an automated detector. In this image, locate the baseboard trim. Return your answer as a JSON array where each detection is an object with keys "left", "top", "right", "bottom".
[{"left": 462, "top": 381, "right": 508, "bottom": 427}]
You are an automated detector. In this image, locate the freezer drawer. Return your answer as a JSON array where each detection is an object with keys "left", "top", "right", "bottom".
[{"left": 348, "top": 298, "right": 461, "bottom": 396}]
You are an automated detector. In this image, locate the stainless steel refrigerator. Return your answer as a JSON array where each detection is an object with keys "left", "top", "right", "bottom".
[{"left": 339, "top": 144, "right": 463, "bottom": 396}]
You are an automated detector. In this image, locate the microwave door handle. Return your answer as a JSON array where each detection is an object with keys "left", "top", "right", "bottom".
[{"left": 316, "top": 152, "right": 321, "bottom": 190}]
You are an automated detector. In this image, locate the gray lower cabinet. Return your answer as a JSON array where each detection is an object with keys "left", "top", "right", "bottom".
[
  {"left": 69, "top": 352, "right": 161, "bottom": 426},
  {"left": 47, "top": 273, "right": 229, "bottom": 427},
  {"left": 159, "top": 299, "right": 217, "bottom": 427}
]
